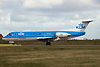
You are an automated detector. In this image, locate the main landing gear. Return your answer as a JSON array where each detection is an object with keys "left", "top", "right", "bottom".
[{"left": 46, "top": 42, "right": 51, "bottom": 46}]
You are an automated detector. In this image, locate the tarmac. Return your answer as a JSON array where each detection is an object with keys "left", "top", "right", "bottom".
[{"left": 0, "top": 45, "right": 100, "bottom": 47}]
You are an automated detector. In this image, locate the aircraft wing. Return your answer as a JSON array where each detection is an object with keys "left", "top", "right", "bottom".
[{"left": 37, "top": 37, "right": 56, "bottom": 41}]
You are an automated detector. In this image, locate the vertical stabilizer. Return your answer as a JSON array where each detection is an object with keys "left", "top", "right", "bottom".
[{"left": 75, "top": 20, "right": 93, "bottom": 32}]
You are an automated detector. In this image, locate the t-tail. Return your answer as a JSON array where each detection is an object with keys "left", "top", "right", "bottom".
[{"left": 74, "top": 20, "right": 93, "bottom": 32}]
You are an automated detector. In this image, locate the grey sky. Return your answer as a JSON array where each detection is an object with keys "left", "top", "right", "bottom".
[{"left": 0, "top": 0, "right": 100, "bottom": 39}]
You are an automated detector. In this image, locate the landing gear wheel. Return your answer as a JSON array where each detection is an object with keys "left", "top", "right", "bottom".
[
  {"left": 13, "top": 43, "right": 15, "bottom": 45},
  {"left": 46, "top": 42, "right": 51, "bottom": 46}
]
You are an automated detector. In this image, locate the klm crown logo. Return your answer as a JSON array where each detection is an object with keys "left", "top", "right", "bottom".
[
  {"left": 76, "top": 23, "right": 85, "bottom": 29},
  {"left": 18, "top": 32, "right": 24, "bottom": 35}
]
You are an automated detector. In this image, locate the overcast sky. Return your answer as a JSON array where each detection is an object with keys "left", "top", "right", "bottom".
[{"left": 0, "top": 0, "right": 100, "bottom": 39}]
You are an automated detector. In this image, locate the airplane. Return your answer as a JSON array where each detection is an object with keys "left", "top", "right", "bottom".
[{"left": 0, "top": 20, "right": 93, "bottom": 45}]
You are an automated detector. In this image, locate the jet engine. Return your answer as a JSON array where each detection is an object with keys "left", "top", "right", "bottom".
[{"left": 56, "top": 33, "right": 71, "bottom": 37}]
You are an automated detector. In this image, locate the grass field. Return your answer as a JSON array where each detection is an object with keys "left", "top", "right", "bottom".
[{"left": 0, "top": 46, "right": 100, "bottom": 67}]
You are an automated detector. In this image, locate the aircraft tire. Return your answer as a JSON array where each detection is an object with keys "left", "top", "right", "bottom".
[
  {"left": 46, "top": 42, "right": 51, "bottom": 46},
  {"left": 13, "top": 43, "right": 15, "bottom": 45}
]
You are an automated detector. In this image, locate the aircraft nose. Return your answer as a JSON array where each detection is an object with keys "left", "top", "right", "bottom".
[
  {"left": 2, "top": 38, "right": 5, "bottom": 40},
  {"left": 2, "top": 38, "right": 8, "bottom": 41}
]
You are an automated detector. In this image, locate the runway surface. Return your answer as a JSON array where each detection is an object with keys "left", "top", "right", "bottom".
[
  {"left": 0, "top": 45, "right": 21, "bottom": 46},
  {"left": 23, "top": 45, "right": 100, "bottom": 47},
  {"left": 0, "top": 45, "right": 100, "bottom": 47}
]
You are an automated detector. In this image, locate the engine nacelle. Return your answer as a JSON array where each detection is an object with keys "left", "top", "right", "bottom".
[{"left": 56, "top": 33, "right": 71, "bottom": 37}]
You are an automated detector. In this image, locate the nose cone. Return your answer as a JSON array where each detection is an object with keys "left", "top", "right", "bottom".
[
  {"left": 2, "top": 35, "right": 9, "bottom": 41},
  {"left": 2, "top": 37, "right": 9, "bottom": 41},
  {"left": 2, "top": 38, "right": 5, "bottom": 40}
]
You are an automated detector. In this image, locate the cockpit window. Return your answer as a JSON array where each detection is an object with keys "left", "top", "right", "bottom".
[{"left": 8, "top": 34, "right": 12, "bottom": 36}]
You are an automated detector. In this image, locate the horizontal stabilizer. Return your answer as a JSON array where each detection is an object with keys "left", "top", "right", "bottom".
[{"left": 82, "top": 20, "right": 93, "bottom": 23}]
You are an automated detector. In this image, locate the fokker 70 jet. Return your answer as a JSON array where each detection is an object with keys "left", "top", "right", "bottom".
[{"left": 0, "top": 20, "right": 93, "bottom": 45}]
